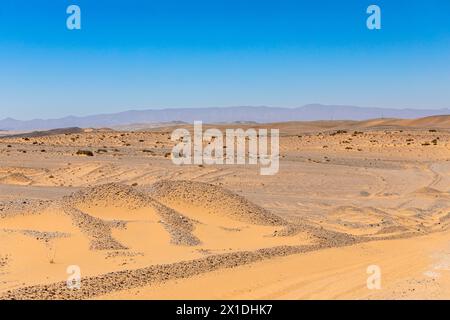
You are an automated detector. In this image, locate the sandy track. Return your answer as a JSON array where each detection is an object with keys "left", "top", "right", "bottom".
[
  {"left": 2, "top": 227, "right": 449, "bottom": 300},
  {"left": 0, "top": 245, "right": 320, "bottom": 300},
  {"left": 97, "top": 229, "right": 450, "bottom": 300}
]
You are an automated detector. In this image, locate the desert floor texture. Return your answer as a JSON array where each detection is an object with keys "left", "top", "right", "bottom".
[{"left": 1, "top": 115, "right": 450, "bottom": 299}]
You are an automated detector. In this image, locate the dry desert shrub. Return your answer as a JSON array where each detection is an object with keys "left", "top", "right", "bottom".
[{"left": 76, "top": 150, "right": 94, "bottom": 156}]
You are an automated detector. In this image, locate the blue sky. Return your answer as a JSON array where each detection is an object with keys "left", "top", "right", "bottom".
[{"left": 0, "top": 0, "right": 449, "bottom": 119}]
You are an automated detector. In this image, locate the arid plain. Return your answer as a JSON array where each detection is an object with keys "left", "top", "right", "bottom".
[{"left": 1, "top": 115, "right": 450, "bottom": 299}]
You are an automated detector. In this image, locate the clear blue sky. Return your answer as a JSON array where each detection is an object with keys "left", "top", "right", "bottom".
[{"left": 0, "top": 0, "right": 449, "bottom": 120}]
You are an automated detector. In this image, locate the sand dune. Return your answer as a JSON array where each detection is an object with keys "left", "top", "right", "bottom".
[
  {"left": 150, "top": 180, "right": 286, "bottom": 226},
  {"left": 0, "top": 173, "right": 33, "bottom": 186},
  {"left": 0, "top": 180, "right": 316, "bottom": 299},
  {"left": 403, "top": 115, "right": 450, "bottom": 128},
  {"left": 0, "top": 117, "right": 450, "bottom": 299}
]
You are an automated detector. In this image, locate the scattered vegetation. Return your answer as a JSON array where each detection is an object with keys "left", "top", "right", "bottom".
[
  {"left": 76, "top": 150, "right": 94, "bottom": 156},
  {"left": 330, "top": 130, "right": 347, "bottom": 136}
]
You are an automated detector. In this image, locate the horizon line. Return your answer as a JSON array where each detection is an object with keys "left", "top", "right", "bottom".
[{"left": 2, "top": 104, "right": 450, "bottom": 122}]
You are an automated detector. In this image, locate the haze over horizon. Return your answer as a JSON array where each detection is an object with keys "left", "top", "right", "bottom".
[
  {"left": 1, "top": 0, "right": 449, "bottom": 119},
  {"left": 2, "top": 104, "right": 450, "bottom": 122},
  {"left": 1, "top": 104, "right": 449, "bottom": 131}
]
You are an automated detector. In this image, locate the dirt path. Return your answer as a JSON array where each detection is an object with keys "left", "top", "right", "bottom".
[{"left": 98, "top": 229, "right": 450, "bottom": 300}]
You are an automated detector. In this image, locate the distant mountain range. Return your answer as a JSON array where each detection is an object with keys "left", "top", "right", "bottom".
[{"left": 1, "top": 104, "right": 449, "bottom": 131}]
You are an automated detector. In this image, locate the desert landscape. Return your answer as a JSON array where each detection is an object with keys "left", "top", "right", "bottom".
[{"left": 0, "top": 115, "right": 450, "bottom": 299}]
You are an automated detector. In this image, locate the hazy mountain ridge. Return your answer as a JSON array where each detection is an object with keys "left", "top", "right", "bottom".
[{"left": 1, "top": 104, "right": 449, "bottom": 130}]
